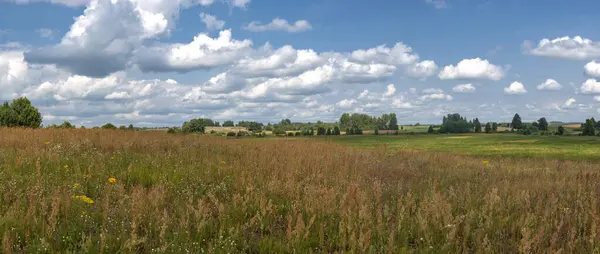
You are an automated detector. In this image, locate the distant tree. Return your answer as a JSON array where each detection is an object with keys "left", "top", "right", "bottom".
[
  {"left": 223, "top": 120, "right": 234, "bottom": 127},
  {"left": 582, "top": 118, "right": 596, "bottom": 136},
  {"left": 333, "top": 126, "right": 341, "bottom": 135},
  {"left": 59, "top": 121, "right": 75, "bottom": 129},
  {"left": 167, "top": 128, "right": 176, "bottom": 134},
  {"left": 537, "top": 117, "right": 548, "bottom": 131},
  {"left": 557, "top": 126, "right": 565, "bottom": 135},
  {"left": 427, "top": 125, "right": 434, "bottom": 133},
  {"left": 473, "top": 118, "right": 482, "bottom": 133},
  {"left": 388, "top": 113, "right": 399, "bottom": 130},
  {"left": 511, "top": 113, "right": 523, "bottom": 129},
  {"left": 80, "top": 126, "right": 86, "bottom": 129},
  {"left": 492, "top": 122, "right": 498, "bottom": 132},
  {"left": 415, "top": 123, "right": 421, "bottom": 126},
  {"left": 279, "top": 119, "right": 292, "bottom": 126},
  {"left": 374, "top": 128, "right": 379, "bottom": 135},
  {"left": 439, "top": 113, "right": 473, "bottom": 134},
  {"left": 181, "top": 118, "right": 212, "bottom": 133},
  {"left": 317, "top": 127, "right": 326, "bottom": 135},
  {"left": 339, "top": 113, "right": 351, "bottom": 129},
  {"left": 484, "top": 122, "right": 492, "bottom": 133},
  {"left": 326, "top": 128, "right": 332, "bottom": 135},
  {"left": 128, "top": 124, "right": 134, "bottom": 130},
  {"left": 119, "top": 125, "right": 127, "bottom": 130},
  {"left": 237, "top": 121, "right": 264, "bottom": 131},
  {"left": 0, "top": 97, "right": 42, "bottom": 128},
  {"left": 400, "top": 126, "right": 404, "bottom": 130},
  {"left": 102, "top": 123, "right": 117, "bottom": 130}
]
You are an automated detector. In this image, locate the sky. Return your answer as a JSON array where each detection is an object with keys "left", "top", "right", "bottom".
[{"left": 1, "top": 0, "right": 600, "bottom": 127}]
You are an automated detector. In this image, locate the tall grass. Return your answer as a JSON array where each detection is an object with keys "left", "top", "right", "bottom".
[{"left": 1, "top": 128, "right": 600, "bottom": 252}]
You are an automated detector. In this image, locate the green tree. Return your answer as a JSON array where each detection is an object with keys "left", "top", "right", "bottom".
[
  {"left": 339, "top": 113, "right": 351, "bottom": 129},
  {"left": 119, "top": 125, "right": 127, "bottom": 130},
  {"left": 128, "top": 124, "right": 134, "bottom": 130},
  {"left": 537, "top": 117, "right": 548, "bottom": 131},
  {"left": 427, "top": 125, "right": 434, "bottom": 133},
  {"left": 1, "top": 97, "right": 42, "bottom": 128},
  {"left": 492, "top": 122, "right": 498, "bottom": 132},
  {"left": 182, "top": 119, "right": 207, "bottom": 133},
  {"left": 326, "top": 128, "right": 332, "bottom": 135},
  {"left": 557, "top": 126, "right": 565, "bottom": 135},
  {"left": 59, "top": 121, "right": 75, "bottom": 129},
  {"left": 484, "top": 122, "right": 492, "bottom": 133},
  {"left": 222, "top": 120, "right": 234, "bottom": 127},
  {"left": 439, "top": 113, "right": 473, "bottom": 134},
  {"left": 333, "top": 126, "right": 341, "bottom": 135},
  {"left": 582, "top": 118, "right": 596, "bottom": 136},
  {"left": 374, "top": 128, "right": 379, "bottom": 135},
  {"left": 317, "top": 127, "right": 326, "bottom": 135},
  {"left": 473, "top": 118, "right": 482, "bottom": 133},
  {"left": 511, "top": 113, "right": 523, "bottom": 129},
  {"left": 388, "top": 113, "right": 398, "bottom": 130},
  {"left": 102, "top": 123, "right": 117, "bottom": 130}
]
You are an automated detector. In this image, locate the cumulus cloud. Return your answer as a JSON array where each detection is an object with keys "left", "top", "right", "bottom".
[
  {"left": 561, "top": 98, "right": 577, "bottom": 109},
  {"left": 243, "top": 18, "right": 312, "bottom": 33},
  {"left": 383, "top": 84, "right": 396, "bottom": 97},
  {"left": 439, "top": 58, "right": 504, "bottom": 80},
  {"left": 523, "top": 36, "right": 600, "bottom": 60},
  {"left": 36, "top": 28, "right": 56, "bottom": 39},
  {"left": 419, "top": 93, "right": 453, "bottom": 101},
  {"left": 351, "top": 42, "right": 419, "bottom": 66},
  {"left": 536, "top": 79, "right": 562, "bottom": 91},
  {"left": 585, "top": 61, "right": 600, "bottom": 78},
  {"left": 424, "top": 0, "right": 447, "bottom": 9},
  {"left": 452, "top": 83, "right": 475, "bottom": 93},
  {"left": 336, "top": 99, "right": 356, "bottom": 109},
  {"left": 504, "top": 81, "right": 527, "bottom": 95},
  {"left": 580, "top": 79, "right": 600, "bottom": 94},
  {"left": 8, "top": 0, "right": 90, "bottom": 7},
  {"left": 200, "top": 12, "right": 225, "bottom": 30},
  {"left": 406, "top": 60, "right": 438, "bottom": 78},
  {"left": 135, "top": 30, "right": 252, "bottom": 73},
  {"left": 422, "top": 88, "right": 444, "bottom": 94}
]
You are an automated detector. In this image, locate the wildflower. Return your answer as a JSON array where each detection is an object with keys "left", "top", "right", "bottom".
[
  {"left": 44, "top": 141, "right": 49, "bottom": 145},
  {"left": 220, "top": 161, "right": 227, "bottom": 165},
  {"left": 482, "top": 160, "right": 489, "bottom": 166},
  {"left": 377, "top": 160, "right": 381, "bottom": 164},
  {"left": 72, "top": 195, "right": 94, "bottom": 204},
  {"left": 64, "top": 165, "right": 69, "bottom": 169},
  {"left": 110, "top": 156, "right": 115, "bottom": 160},
  {"left": 108, "top": 177, "right": 117, "bottom": 183},
  {"left": 72, "top": 183, "right": 81, "bottom": 189}
]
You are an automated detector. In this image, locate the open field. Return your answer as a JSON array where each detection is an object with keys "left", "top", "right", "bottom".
[
  {"left": 3, "top": 128, "right": 600, "bottom": 252},
  {"left": 334, "top": 134, "right": 600, "bottom": 161},
  {"left": 205, "top": 126, "right": 249, "bottom": 133}
]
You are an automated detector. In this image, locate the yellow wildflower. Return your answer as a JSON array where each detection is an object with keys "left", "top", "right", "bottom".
[
  {"left": 482, "top": 160, "right": 489, "bottom": 166},
  {"left": 108, "top": 177, "right": 117, "bottom": 183},
  {"left": 73, "top": 183, "right": 81, "bottom": 189},
  {"left": 377, "top": 160, "right": 381, "bottom": 164},
  {"left": 72, "top": 195, "right": 94, "bottom": 204},
  {"left": 64, "top": 165, "right": 69, "bottom": 169},
  {"left": 44, "top": 141, "right": 49, "bottom": 145},
  {"left": 110, "top": 156, "right": 115, "bottom": 160},
  {"left": 220, "top": 161, "right": 226, "bottom": 165}
]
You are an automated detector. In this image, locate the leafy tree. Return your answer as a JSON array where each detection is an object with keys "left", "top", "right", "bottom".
[
  {"left": 511, "top": 113, "right": 523, "bottom": 129},
  {"left": 557, "top": 126, "right": 565, "bottom": 135},
  {"left": 537, "top": 117, "right": 549, "bottom": 131},
  {"left": 128, "top": 124, "right": 134, "bottom": 130},
  {"left": 473, "top": 118, "right": 482, "bottom": 133},
  {"left": 439, "top": 113, "right": 473, "bottom": 134},
  {"left": 167, "top": 128, "right": 176, "bottom": 134},
  {"left": 222, "top": 120, "right": 234, "bottom": 127},
  {"left": 59, "top": 121, "right": 75, "bottom": 129},
  {"left": 333, "top": 126, "right": 341, "bottom": 135},
  {"left": 388, "top": 113, "right": 398, "bottom": 130},
  {"left": 0, "top": 97, "right": 42, "bottom": 128},
  {"left": 181, "top": 118, "right": 209, "bottom": 133},
  {"left": 119, "top": 125, "right": 127, "bottom": 130},
  {"left": 484, "top": 122, "right": 492, "bottom": 133},
  {"left": 237, "top": 121, "right": 264, "bottom": 131},
  {"left": 339, "top": 113, "right": 351, "bottom": 129},
  {"left": 582, "top": 118, "right": 596, "bottom": 136},
  {"left": 317, "top": 127, "right": 326, "bottom": 135},
  {"left": 374, "top": 128, "right": 379, "bottom": 135},
  {"left": 326, "top": 128, "right": 332, "bottom": 135},
  {"left": 427, "top": 125, "right": 434, "bottom": 133},
  {"left": 492, "top": 122, "right": 498, "bottom": 132},
  {"left": 102, "top": 123, "right": 117, "bottom": 130},
  {"left": 279, "top": 119, "right": 292, "bottom": 126}
]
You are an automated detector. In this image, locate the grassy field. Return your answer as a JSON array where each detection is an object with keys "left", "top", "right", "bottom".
[
  {"left": 2, "top": 128, "right": 600, "bottom": 252},
  {"left": 334, "top": 133, "right": 600, "bottom": 161}
]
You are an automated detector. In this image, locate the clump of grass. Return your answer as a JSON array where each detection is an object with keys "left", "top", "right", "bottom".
[{"left": 1, "top": 127, "right": 600, "bottom": 252}]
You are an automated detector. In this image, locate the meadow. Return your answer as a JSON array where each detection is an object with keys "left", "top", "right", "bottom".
[{"left": 2, "top": 128, "right": 600, "bottom": 253}]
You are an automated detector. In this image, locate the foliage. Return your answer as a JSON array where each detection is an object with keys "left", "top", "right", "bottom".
[
  {"left": 537, "top": 117, "right": 549, "bottom": 131},
  {"left": 491, "top": 122, "right": 498, "bottom": 132},
  {"left": 272, "top": 129, "right": 287, "bottom": 136},
  {"left": 439, "top": 113, "right": 473, "bottom": 134},
  {"left": 222, "top": 120, "right": 235, "bottom": 127},
  {"left": 511, "top": 113, "right": 523, "bottom": 129},
  {"left": 128, "top": 124, "right": 134, "bottom": 130},
  {"left": 427, "top": 125, "right": 434, "bottom": 133},
  {"left": 473, "top": 118, "right": 482, "bottom": 133},
  {"left": 237, "top": 121, "right": 264, "bottom": 131},
  {"left": 557, "top": 126, "right": 565, "bottom": 135},
  {"left": 581, "top": 118, "right": 596, "bottom": 136},
  {"left": 317, "top": 127, "right": 326, "bottom": 136},
  {"left": 326, "top": 128, "right": 332, "bottom": 135},
  {"left": 374, "top": 128, "right": 379, "bottom": 135},
  {"left": 182, "top": 118, "right": 218, "bottom": 133},
  {"left": 484, "top": 122, "right": 492, "bottom": 133},
  {"left": 101, "top": 123, "right": 117, "bottom": 129},
  {"left": 226, "top": 131, "right": 236, "bottom": 137},
  {"left": 0, "top": 97, "right": 42, "bottom": 128},
  {"left": 333, "top": 126, "right": 341, "bottom": 135},
  {"left": 167, "top": 128, "right": 176, "bottom": 134}
]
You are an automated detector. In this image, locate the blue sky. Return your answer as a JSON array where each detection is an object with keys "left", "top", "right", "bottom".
[{"left": 1, "top": 0, "right": 600, "bottom": 127}]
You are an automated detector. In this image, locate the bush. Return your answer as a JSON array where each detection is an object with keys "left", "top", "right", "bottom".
[
  {"left": 272, "top": 129, "right": 286, "bottom": 136},
  {"left": 167, "top": 128, "right": 176, "bottom": 134},
  {"left": 287, "top": 132, "right": 294, "bottom": 136},
  {"left": 226, "top": 132, "right": 236, "bottom": 137},
  {"left": 374, "top": 129, "right": 379, "bottom": 135},
  {"left": 101, "top": 123, "right": 117, "bottom": 130},
  {"left": 295, "top": 132, "right": 301, "bottom": 136},
  {"left": 236, "top": 131, "right": 247, "bottom": 137}
]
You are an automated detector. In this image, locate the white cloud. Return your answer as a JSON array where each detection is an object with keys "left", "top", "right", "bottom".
[
  {"left": 523, "top": 36, "right": 600, "bottom": 60},
  {"left": 452, "top": 83, "right": 475, "bottom": 93},
  {"left": 9, "top": 0, "right": 90, "bottom": 7},
  {"left": 351, "top": 42, "right": 419, "bottom": 66},
  {"left": 200, "top": 12, "right": 225, "bottom": 30},
  {"left": 383, "top": 84, "right": 396, "bottom": 97},
  {"left": 135, "top": 30, "right": 253, "bottom": 73},
  {"left": 358, "top": 89, "right": 369, "bottom": 99},
  {"left": 580, "top": 79, "right": 600, "bottom": 94},
  {"left": 234, "top": 45, "right": 323, "bottom": 77},
  {"left": 36, "top": 28, "right": 56, "bottom": 39},
  {"left": 584, "top": 61, "right": 600, "bottom": 78},
  {"left": 406, "top": 60, "right": 438, "bottom": 78},
  {"left": 336, "top": 99, "right": 356, "bottom": 109},
  {"left": 561, "top": 98, "right": 576, "bottom": 109},
  {"left": 439, "top": 58, "right": 504, "bottom": 80},
  {"left": 536, "top": 79, "right": 562, "bottom": 91},
  {"left": 422, "top": 88, "right": 444, "bottom": 94},
  {"left": 419, "top": 93, "right": 453, "bottom": 101},
  {"left": 425, "top": 0, "right": 447, "bottom": 9},
  {"left": 504, "top": 81, "right": 527, "bottom": 95},
  {"left": 243, "top": 18, "right": 312, "bottom": 33},
  {"left": 230, "top": 0, "right": 250, "bottom": 8}
]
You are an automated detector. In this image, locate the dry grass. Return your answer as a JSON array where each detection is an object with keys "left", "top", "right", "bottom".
[
  {"left": 563, "top": 124, "right": 582, "bottom": 129},
  {"left": 1, "top": 128, "right": 600, "bottom": 252},
  {"left": 205, "top": 126, "right": 249, "bottom": 133}
]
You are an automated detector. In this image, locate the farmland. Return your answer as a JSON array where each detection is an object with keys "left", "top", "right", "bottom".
[{"left": 2, "top": 128, "right": 600, "bottom": 253}]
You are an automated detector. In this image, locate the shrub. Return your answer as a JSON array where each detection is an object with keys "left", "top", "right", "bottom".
[
  {"left": 272, "top": 129, "right": 286, "bottom": 136},
  {"left": 374, "top": 129, "right": 379, "bottom": 135},
  {"left": 287, "top": 132, "right": 294, "bottom": 137},
  {"left": 167, "top": 128, "right": 176, "bottom": 134},
  {"left": 226, "top": 131, "right": 236, "bottom": 137},
  {"left": 295, "top": 132, "right": 301, "bottom": 136},
  {"left": 236, "top": 131, "right": 247, "bottom": 137}
]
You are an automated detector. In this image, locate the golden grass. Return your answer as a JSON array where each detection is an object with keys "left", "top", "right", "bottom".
[
  {"left": 444, "top": 136, "right": 473, "bottom": 139},
  {"left": 205, "top": 126, "right": 249, "bottom": 133},
  {"left": 504, "top": 139, "right": 539, "bottom": 143},
  {"left": 563, "top": 124, "right": 582, "bottom": 129},
  {"left": 1, "top": 128, "right": 600, "bottom": 252}
]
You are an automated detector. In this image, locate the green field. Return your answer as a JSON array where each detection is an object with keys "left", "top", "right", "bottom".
[{"left": 333, "top": 133, "right": 600, "bottom": 161}]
